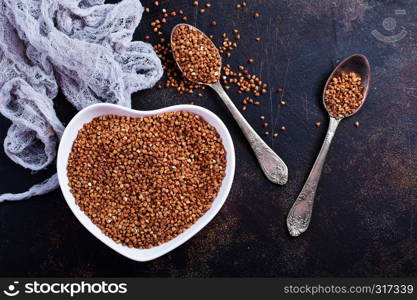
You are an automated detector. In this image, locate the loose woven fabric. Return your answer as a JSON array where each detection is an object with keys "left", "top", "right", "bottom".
[{"left": 0, "top": 0, "right": 163, "bottom": 202}]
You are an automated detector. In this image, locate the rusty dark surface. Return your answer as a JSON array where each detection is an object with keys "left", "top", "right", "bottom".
[{"left": 0, "top": 0, "right": 416, "bottom": 277}]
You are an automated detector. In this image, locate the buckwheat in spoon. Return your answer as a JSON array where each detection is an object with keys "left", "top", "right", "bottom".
[
  {"left": 171, "top": 24, "right": 288, "bottom": 185},
  {"left": 287, "top": 54, "right": 371, "bottom": 236}
]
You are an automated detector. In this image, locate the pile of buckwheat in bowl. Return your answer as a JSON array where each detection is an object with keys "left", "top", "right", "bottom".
[{"left": 67, "top": 111, "right": 227, "bottom": 249}]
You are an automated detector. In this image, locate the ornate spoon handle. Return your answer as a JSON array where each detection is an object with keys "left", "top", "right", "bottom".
[
  {"left": 287, "top": 117, "right": 340, "bottom": 236},
  {"left": 210, "top": 81, "right": 288, "bottom": 185}
]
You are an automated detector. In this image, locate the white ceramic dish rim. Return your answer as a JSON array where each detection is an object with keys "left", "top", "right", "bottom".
[{"left": 57, "top": 103, "right": 235, "bottom": 262}]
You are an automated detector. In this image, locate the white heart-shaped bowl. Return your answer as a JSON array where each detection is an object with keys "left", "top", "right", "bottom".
[{"left": 57, "top": 103, "right": 235, "bottom": 262}]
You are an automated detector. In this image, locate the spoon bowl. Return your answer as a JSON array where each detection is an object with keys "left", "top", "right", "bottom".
[
  {"left": 323, "top": 54, "right": 371, "bottom": 118},
  {"left": 171, "top": 23, "right": 222, "bottom": 85}
]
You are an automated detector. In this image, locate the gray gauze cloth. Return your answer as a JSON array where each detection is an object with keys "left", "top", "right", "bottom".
[{"left": 0, "top": 0, "right": 163, "bottom": 202}]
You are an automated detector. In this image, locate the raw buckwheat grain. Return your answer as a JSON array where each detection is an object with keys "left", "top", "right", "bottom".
[
  {"left": 67, "top": 111, "right": 227, "bottom": 249},
  {"left": 171, "top": 24, "right": 221, "bottom": 84},
  {"left": 324, "top": 71, "right": 364, "bottom": 118}
]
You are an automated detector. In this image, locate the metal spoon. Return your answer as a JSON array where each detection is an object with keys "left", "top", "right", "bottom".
[
  {"left": 171, "top": 24, "right": 288, "bottom": 185},
  {"left": 287, "top": 54, "right": 371, "bottom": 236}
]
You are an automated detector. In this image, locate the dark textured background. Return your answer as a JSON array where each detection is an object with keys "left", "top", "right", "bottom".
[{"left": 0, "top": 0, "right": 416, "bottom": 277}]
